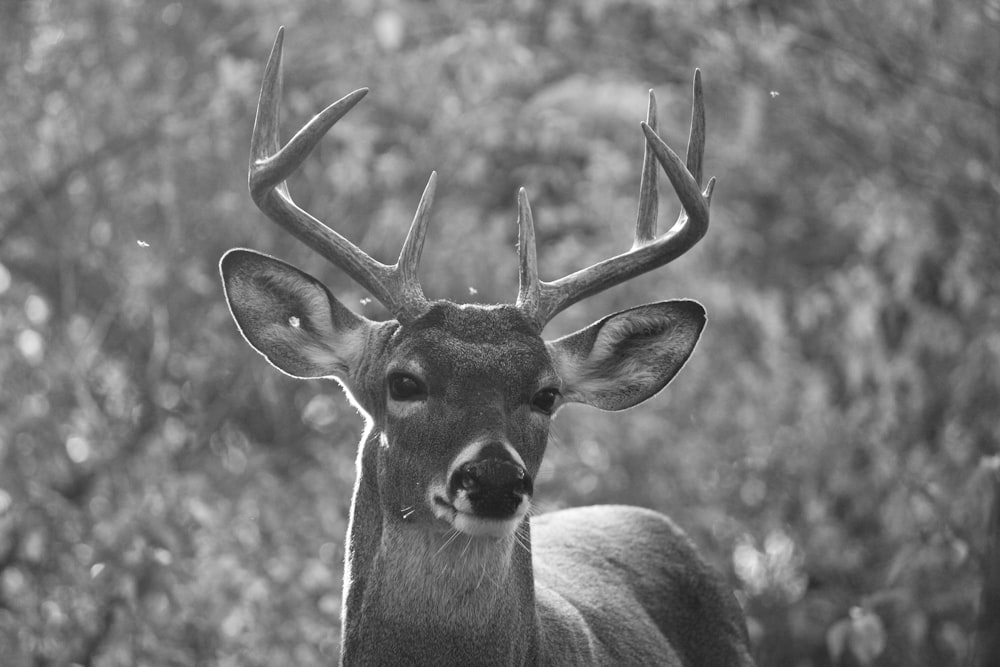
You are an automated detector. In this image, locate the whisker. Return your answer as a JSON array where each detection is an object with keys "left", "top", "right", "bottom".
[
  {"left": 512, "top": 522, "right": 531, "bottom": 554},
  {"left": 529, "top": 499, "right": 557, "bottom": 516},
  {"left": 485, "top": 561, "right": 502, "bottom": 589},
  {"left": 512, "top": 531, "right": 530, "bottom": 555},
  {"left": 434, "top": 529, "right": 461, "bottom": 558},
  {"left": 475, "top": 559, "right": 491, "bottom": 591}
]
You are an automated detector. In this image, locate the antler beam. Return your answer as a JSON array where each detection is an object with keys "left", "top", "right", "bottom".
[
  {"left": 516, "top": 72, "right": 715, "bottom": 331},
  {"left": 248, "top": 27, "right": 432, "bottom": 321}
]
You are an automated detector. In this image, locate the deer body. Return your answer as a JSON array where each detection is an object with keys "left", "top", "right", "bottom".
[{"left": 221, "top": 28, "right": 753, "bottom": 666}]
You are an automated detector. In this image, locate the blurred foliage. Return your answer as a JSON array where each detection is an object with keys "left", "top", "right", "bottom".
[{"left": 0, "top": 0, "right": 997, "bottom": 665}]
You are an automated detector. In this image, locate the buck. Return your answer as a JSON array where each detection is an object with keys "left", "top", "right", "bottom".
[{"left": 221, "top": 27, "right": 753, "bottom": 666}]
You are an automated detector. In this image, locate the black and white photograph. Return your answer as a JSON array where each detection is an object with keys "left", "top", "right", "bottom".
[{"left": 0, "top": 1, "right": 997, "bottom": 665}]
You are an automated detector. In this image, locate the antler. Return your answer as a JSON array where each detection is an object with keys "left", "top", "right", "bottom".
[
  {"left": 516, "top": 72, "right": 715, "bottom": 331},
  {"left": 248, "top": 27, "right": 433, "bottom": 321},
  {"left": 250, "top": 29, "right": 712, "bottom": 328}
]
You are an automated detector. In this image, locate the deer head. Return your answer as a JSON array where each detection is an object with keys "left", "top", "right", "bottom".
[{"left": 220, "top": 28, "right": 711, "bottom": 543}]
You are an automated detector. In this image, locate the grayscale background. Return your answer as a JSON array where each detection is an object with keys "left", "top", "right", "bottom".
[{"left": 1, "top": 1, "right": 997, "bottom": 665}]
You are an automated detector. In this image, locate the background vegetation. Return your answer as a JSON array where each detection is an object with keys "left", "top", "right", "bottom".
[{"left": 1, "top": 0, "right": 998, "bottom": 664}]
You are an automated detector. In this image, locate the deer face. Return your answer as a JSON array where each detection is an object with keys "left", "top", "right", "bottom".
[
  {"left": 367, "top": 303, "right": 555, "bottom": 538},
  {"left": 221, "top": 251, "right": 705, "bottom": 541}
]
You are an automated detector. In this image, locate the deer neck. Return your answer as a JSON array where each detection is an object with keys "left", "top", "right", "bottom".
[{"left": 340, "top": 427, "right": 541, "bottom": 665}]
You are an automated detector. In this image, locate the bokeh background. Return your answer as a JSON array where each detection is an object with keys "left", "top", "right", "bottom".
[{"left": 1, "top": 1, "right": 998, "bottom": 665}]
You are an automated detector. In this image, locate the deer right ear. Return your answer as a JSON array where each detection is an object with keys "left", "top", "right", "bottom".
[
  {"left": 220, "top": 249, "right": 373, "bottom": 380},
  {"left": 548, "top": 300, "right": 706, "bottom": 411}
]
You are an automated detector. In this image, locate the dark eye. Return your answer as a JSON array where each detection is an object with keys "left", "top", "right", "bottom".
[
  {"left": 531, "top": 388, "right": 560, "bottom": 415},
  {"left": 387, "top": 373, "right": 426, "bottom": 401}
]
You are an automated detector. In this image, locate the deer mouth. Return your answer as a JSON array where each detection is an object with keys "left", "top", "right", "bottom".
[{"left": 431, "top": 494, "right": 528, "bottom": 539}]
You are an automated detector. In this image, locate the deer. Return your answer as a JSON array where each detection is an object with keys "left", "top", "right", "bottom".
[{"left": 220, "top": 27, "right": 754, "bottom": 666}]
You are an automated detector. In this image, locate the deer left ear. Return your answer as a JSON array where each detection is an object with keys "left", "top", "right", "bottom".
[
  {"left": 220, "top": 248, "right": 374, "bottom": 380},
  {"left": 547, "top": 300, "right": 705, "bottom": 412}
]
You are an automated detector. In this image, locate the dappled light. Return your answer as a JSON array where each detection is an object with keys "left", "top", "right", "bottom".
[{"left": 0, "top": 0, "right": 998, "bottom": 665}]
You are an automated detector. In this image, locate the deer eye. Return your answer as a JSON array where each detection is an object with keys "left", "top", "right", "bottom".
[
  {"left": 387, "top": 373, "right": 427, "bottom": 401},
  {"left": 531, "top": 388, "right": 560, "bottom": 415}
]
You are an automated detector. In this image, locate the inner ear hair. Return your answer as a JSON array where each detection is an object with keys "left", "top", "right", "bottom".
[
  {"left": 221, "top": 249, "right": 372, "bottom": 379},
  {"left": 548, "top": 301, "right": 706, "bottom": 411}
]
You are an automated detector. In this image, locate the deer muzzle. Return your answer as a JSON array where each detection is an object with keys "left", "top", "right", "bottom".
[{"left": 450, "top": 457, "right": 533, "bottom": 520}]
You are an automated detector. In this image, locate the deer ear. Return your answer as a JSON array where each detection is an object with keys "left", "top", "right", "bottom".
[
  {"left": 220, "top": 249, "right": 373, "bottom": 379},
  {"left": 548, "top": 301, "right": 705, "bottom": 411}
]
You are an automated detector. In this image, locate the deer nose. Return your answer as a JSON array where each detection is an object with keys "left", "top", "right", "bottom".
[{"left": 450, "top": 458, "right": 533, "bottom": 519}]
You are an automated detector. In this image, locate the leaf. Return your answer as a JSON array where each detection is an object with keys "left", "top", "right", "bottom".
[
  {"left": 828, "top": 607, "right": 887, "bottom": 666},
  {"left": 848, "top": 607, "right": 887, "bottom": 665},
  {"left": 827, "top": 617, "right": 851, "bottom": 663}
]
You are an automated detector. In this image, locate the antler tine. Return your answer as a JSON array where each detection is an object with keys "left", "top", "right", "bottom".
[
  {"left": 515, "top": 188, "right": 541, "bottom": 314},
  {"left": 249, "top": 27, "right": 285, "bottom": 170},
  {"left": 396, "top": 172, "right": 436, "bottom": 309},
  {"left": 519, "top": 71, "right": 714, "bottom": 331},
  {"left": 655, "top": 69, "right": 715, "bottom": 227},
  {"left": 686, "top": 70, "right": 705, "bottom": 188},
  {"left": 248, "top": 27, "right": 430, "bottom": 321},
  {"left": 633, "top": 90, "right": 659, "bottom": 246}
]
